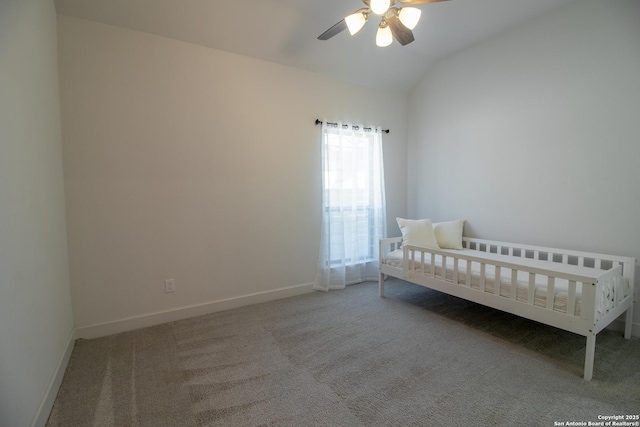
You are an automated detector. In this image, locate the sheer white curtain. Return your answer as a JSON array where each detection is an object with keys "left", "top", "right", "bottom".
[{"left": 314, "top": 121, "right": 387, "bottom": 291}]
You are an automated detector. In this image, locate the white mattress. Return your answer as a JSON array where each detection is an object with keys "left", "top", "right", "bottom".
[{"left": 383, "top": 248, "right": 587, "bottom": 316}]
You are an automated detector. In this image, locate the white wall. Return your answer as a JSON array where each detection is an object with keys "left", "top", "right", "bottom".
[
  {"left": 58, "top": 16, "right": 408, "bottom": 335},
  {"left": 0, "top": 1, "right": 75, "bottom": 426},
  {"left": 407, "top": 0, "right": 640, "bottom": 334}
]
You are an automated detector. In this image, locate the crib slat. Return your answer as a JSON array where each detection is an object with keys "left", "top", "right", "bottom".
[
  {"left": 442, "top": 256, "right": 447, "bottom": 280},
  {"left": 421, "top": 252, "right": 425, "bottom": 275},
  {"left": 567, "top": 280, "right": 577, "bottom": 316},
  {"left": 595, "top": 259, "right": 601, "bottom": 269},
  {"left": 578, "top": 256, "right": 584, "bottom": 267},
  {"left": 480, "top": 263, "right": 486, "bottom": 291},
  {"left": 547, "top": 277, "right": 555, "bottom": 310},
  {"left": 511, "top": 269, "right": 518, "bottom": 300},
  {"left": 562, "top": 254, "right": 568, "bottom": 264},
  {"left": 453, "top": 258, "right": 459, "bottom": 284},
  {"left": 495, "top": 266, "right": 501, "bottom": 295},
  {"left": 430, "top": 253, "right": 435, "bottom": 277},
  {"left": 528, "top": 273, "right": 535, "bottom": 304},
  {"left": 466, "top": 261, "right": 472, "bottom": 287}
]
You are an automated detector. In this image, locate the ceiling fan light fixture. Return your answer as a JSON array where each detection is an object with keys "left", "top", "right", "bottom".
[
  {"left": 398, "top": 7, "right": 422, "bottom": 30},
  {"left": 370, "top": 0, "right": 391, "bottom": 16},
  {"left": 345, "top": 11, "right": 367, "bottom": 35},
  {"left": 376, "top": 21, "right": 393, "bottom": 47}
]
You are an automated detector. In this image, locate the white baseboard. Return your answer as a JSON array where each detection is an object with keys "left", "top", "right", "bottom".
[
  {"left": 609, "top": 318, "right": 640, "bottom": 338},
  {"left": 31, "top": 329, "right": 76, "bottom": 427},
  {"left": 75, "top": 282, "right": 316, "bottom": 340}
]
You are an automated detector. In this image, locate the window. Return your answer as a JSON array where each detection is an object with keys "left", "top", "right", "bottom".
[{"left": 314, "top": 122, "right": 387, "bottom": 291}]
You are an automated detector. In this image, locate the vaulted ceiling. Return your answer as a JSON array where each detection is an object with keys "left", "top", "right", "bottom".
[{"left": 54, "top": 0, "right": 575, "bottom": 93}]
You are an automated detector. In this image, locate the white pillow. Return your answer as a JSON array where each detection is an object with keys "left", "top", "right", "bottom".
[
  {"left": 396, "top": 218, "right": 440, "bottom": 249},
  {"left": 433, "top": 220, "right": 465, "bottom": 250}
]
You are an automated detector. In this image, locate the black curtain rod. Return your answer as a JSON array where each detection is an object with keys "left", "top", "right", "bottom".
[{"left": 315, "top": 119, "right": 390, "bottom": 134}]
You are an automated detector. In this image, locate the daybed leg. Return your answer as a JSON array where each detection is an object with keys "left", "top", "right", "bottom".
[
  {"left": 379, "top": 272, "right": 385, "bottom": 297},
  {"left": 624, "top": 308, "right": 633, "bottom": 339},
  {"left": 584, "top": 333, "right": 596, "bottom": 381}
]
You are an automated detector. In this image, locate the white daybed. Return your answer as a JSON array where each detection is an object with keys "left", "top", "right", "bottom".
[{"left": 379, "top": 236, "right": 636, "bottom": 381}]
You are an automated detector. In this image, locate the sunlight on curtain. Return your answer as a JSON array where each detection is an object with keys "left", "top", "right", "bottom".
[{"left": 314, "top": 121, "right": 387, "bottom": 291}]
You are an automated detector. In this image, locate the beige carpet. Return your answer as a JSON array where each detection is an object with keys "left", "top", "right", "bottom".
[{"left": 47, "top": 279, "right": 640, "bottom": 427}]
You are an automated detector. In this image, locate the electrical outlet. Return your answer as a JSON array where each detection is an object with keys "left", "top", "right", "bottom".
[{"left": 164, "top": 279, "right": 176, "bottom": 293}]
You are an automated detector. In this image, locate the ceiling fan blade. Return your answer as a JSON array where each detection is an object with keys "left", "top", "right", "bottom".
[
  {"left": 386, "top": 14, "right": 414, "bottom": 46},
  {"left": 398, "top": 0, "right": 450, "bottom": 4},
  {"left": 317, "top": 19, "right": 348, "bottom": 40}
]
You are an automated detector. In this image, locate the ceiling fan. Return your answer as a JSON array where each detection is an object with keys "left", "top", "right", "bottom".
[{"left": 318, "top": 0, "right": 450, "bottom": 47}]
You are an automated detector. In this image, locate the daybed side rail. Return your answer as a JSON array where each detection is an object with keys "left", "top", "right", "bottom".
[
  {"left": 401, "top": 244, "right": 595, "bottom": 334},
  {"left": 463, "top": 237, "right": 636, "bottom": 303},
  {"left": 402, "top": 244, "right": 617, "bottom": 332},
  {"left": 403, "top": 244, "right": 600, "bottom": 285},
  {"left": 463, "top": 238, "right": 635, "bottom": 281}
]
